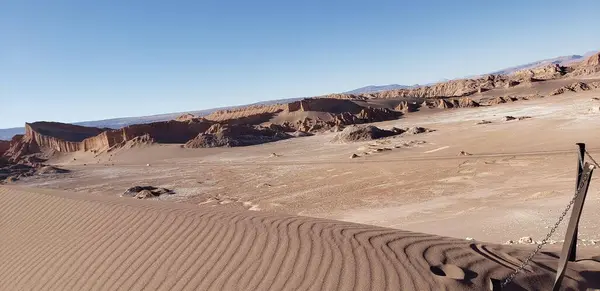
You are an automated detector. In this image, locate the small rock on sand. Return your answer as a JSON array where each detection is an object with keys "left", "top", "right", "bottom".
[
  {"left": 503, "top": 116, "right": 517, "bottom": 121},
  {"left": 135, "top": 190, "right": 155, "bottom": 199},
  {"left": 476, "top": 120, "right": 492, "bottom": 125},
  {"left": 518, "top": 236, "right": 533, "bottom": 244},
  {"left": 123, "top": 186, "right": 174, "bottom": 198},
  {"left": 350, "top": 154, "right": 359, "bottom": 159},
  {"left": 458, "top": 151, "right": 472, "bottom": 156}
]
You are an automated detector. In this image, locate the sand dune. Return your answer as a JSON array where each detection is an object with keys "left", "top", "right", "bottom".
[{"left": 0, "top": 186, "right": 598, "bottom": 291}]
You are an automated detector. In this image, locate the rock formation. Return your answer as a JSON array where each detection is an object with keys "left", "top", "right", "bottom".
[
  {"left": 569, "top": 52, "right": 600, "bottom": 76},
  {"left": 550, "top": 82, "right": 594, "bottom": 96},
  {"left": 437, "top": 99, "right": 453, "bottom": 109},
  {"left": 3, "top": 134, "right": 40, "bottom": 162},
  {"left": 486, "top": 96, "right": 518, "bottom": 105},
  {"left": 356, "top": 107, "right": 401, "bottom": 123},
  {"left": 422, "top": 97, "right": 480, "bottom": 109},
  {"left": 184, "top": 124, "right": 290, "bottom": 148},
  {"left": 285, "top": 98, "right": 366, "bottom": 114},
  {"left": 331, "top": 125, "right": 400, "bottom": 143},
  {"left": 394, "top": 101, "right": 419, "bottom": 113},
  {"left": 25, "top": 122, "right": 106, "bottom": 152},
  {"left": 353, "top": 75, "right": 510, "bottom": 99},
  {"left": 204, "top": 104, "right": 287, "bottom": 125},
  {"left": 511, "top": 63, "right": 567, "bottom": 80},
  {"left": 122, "top": 186, "right": 174, "bottom": 198},
  {"left": 1, "top": 119, "right": 216, "bottom": 162},
  {"left": 175, "top": 113, "right": 198, "bottom": 122},
  {"left": 0, "top": 140, "right": 9, "bottom": 157}
]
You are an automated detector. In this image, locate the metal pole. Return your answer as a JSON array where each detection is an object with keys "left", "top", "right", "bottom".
[
  {"left": 570, "top": 143, "right": 585, "bottom": 261},
  {"left": 553, "top": 162, "right": 595, "bottom": 291}
]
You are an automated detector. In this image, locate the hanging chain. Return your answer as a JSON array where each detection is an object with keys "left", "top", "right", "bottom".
[
  {"left": 585, "top": 150, "right": 600, "bottom": 168},
  {"left": 500, "top": 158, "right": 596, "bottom": 288}
]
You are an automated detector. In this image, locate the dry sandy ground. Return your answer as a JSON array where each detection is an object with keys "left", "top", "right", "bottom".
[
  {"left": 3, "top": 80, "right": 600, "bottom": 290},
  {"left": 18, "top": 88, "right": 600, "bottom": 247},
  {"left": 1, "top": 186, "right": 600, "bottom": 291}
]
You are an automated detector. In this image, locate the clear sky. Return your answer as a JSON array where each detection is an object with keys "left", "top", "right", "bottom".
[{"left": 1, "top": 0, "right": 599, "bottom": 128}]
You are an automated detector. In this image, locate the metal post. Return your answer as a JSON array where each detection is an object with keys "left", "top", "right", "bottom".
[
  {"left": 570, "top": 143, "right": 585, "bottom": 261},
  {"left": 553, "top": 162, "right": 594, "bottom": 291}
]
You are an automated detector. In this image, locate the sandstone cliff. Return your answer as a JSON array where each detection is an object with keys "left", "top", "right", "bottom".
[
  {"left": 2, "top": 118, "right": 218, "bottom": 161},
  {"left": 204, "top": 104, "right": 287, "bottom": 125},
  {"left": 0, "top": 140, "right": 9, "bottom": 157},
  {"left": 2, "top": 135, "right": 39, "bottom": 162},
  {"left": 175, "top": 113, "right": 198, "bottom": 122},
  {"left": 569, "top": 52, "right": 600, "bottom": 76},
  {"left": 286, "top": 98, "right": 365, "bottom": 114},
  {"left": 24, "top": 122, "right": 106, "bottom": 153},
  {"left": 337, "top": 75, "right": 510, "bottom": 99},
  {"left": 511, "top": 63, "right": 567, "bottom": 81}
]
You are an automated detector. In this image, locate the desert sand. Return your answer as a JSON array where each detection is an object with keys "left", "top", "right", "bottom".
[
  {"left": 3, "top": 58, "right": 600, "bottom": 290},
  {"left": 1, "top": 186, "right": 599, "bottom": 290}
]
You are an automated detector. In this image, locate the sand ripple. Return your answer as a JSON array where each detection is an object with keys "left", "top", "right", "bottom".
[{"left": 0, "top": 186, "right": 598, "bottom": 290}]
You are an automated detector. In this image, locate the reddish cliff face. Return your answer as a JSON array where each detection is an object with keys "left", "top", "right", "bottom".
[
  {"left": 24, "top": 122, "right": 106, "bottom": 153},
  {"left": 2, "top": 135, "right": 39, "bottom": 162},
  {"left": 569, "top": 52, "right": 600, "bottom": 76},
  {"left": 511, "top": 64, "right": 567, "bottom": 81},
  {"left": 184, "top": 124, "right": 290, "bottom": 148},
  {"left": 114, "top": 120, "right": 214, "bottom": 144},
  {"left": 27, "top": 122, "right": 106, "bottom": 142},
  {"left": 0, "top": 140, "right": 9, "bottom": 156},
  {"left": 3, "top": 119, "right": 218, "bottom": 160},
  {"left": 324, "top": 75, "right": 510, "bottom": 100},
  {"left": 286, "top": 98, "right": 365, "bottom": 114},
  {"left": 204, "top": 104, "right": 287, "bottom": 125}
]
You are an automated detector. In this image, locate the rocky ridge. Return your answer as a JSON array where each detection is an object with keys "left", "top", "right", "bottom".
[{"left": 4, "top": 52, "right": 600, "bottom": 167}]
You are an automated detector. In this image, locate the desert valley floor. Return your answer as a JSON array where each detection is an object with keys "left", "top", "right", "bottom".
[
  {"left": 18, "top": 89, "right": 600, "bottom": 245},
  {"left": 3, "top": 82, "right": 600, "bottom": 290}
]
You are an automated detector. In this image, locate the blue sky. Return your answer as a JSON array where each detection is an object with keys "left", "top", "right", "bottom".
[{"left": 1, "top": 0, "right": 599, "bottom": 128}]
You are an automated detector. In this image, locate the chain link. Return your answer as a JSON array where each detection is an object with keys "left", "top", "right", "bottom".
[
  {"left": 585, "top": 150, "right": 600, "bottom": 168},
  {"left": 500, "top": 163, "right": 595, "bottom": 288}
]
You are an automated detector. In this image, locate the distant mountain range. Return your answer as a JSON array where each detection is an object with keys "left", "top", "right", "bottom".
[
  {"left": 1, "top": 50, "right": 597, "bottom": 140},
  {"left": 487, "top": 55, "right": 585, "bottom": 75},
  {"left": 343, "top": 84, "right": 417, "bottom": 94}
]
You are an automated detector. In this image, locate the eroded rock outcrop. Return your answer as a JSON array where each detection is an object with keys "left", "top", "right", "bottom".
[
  {"left": 357, "top": 107, "right": 401, "bottom": 123},
  {"left": 511, "top": 63, "right": 568, "bottom": 81},
  {"left": 0, "top": 140, "right": 9, "bottom": 157},
  {"left": 569, "top": 52, "right": 600, "bottom": 76},
  {"left": 184, "top": 124, "right": 290, "bottom": 148},
  {"left": 25, "top": 122, "right": 106, "bottom": 153},
  {"left": 417, "top": 98, "right": 480, "bottom": 109},
  {"left": 204, "top": 104, "right": 287, "bottom": 125},
  {"left": 353, "top": 75, "right": 509, "bottom": 99},
  {"left": 286, "top": 98, "right": 365, "bottom": 114},
  {"left": 175, "top": 113, "right": 198, "bottom": 122},
  {"left": 331, "top": 125, "right": 400, "bottom": 143},
  {"left": 486, "top": 96, "right": 519, "bottom": 105},
  {"left": 394, "top": 101, "right": 419, "bottom": 113},
  {"left": 2, "top": 119, "right": 217, "bottom": 160},
  {"left": 550, "top": 82, "right": 594, "bottom": 96}
]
